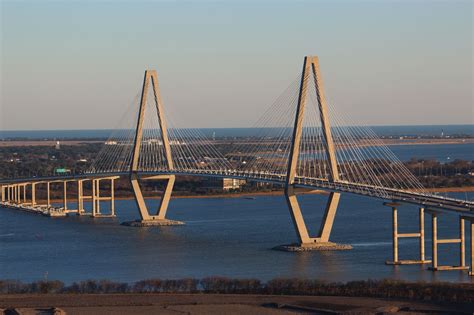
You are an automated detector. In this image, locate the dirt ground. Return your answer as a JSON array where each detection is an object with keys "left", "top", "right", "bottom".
[{"left": 0, "top": 293, "right": 472, "bottom": 314}]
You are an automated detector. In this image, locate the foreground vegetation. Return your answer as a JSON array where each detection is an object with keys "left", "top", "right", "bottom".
[{"left": 0, "top": 277, "right": 473, "bottom": 303}]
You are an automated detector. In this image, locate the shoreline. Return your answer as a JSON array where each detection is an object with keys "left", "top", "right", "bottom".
[
  {"left": 44, "top": 189, "right": 327, "bottom": 204},
  {"left": 40, "top": 187, "right": 474, "bottom": 204}
]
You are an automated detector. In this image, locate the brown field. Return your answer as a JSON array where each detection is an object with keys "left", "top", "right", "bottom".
[
  {"left": 1, "top": 293, "right": 472, "bottom": 315},
  {"left": 423, "top": 186, "right": 474, "bottom": 192}
]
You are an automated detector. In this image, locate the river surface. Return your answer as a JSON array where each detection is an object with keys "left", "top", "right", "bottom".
[
  {"left": 0, "top": 192, "right": 473, "bottom": 284},
  {"left": 388, "top": 143, "right": 474, "bottom": 162}
]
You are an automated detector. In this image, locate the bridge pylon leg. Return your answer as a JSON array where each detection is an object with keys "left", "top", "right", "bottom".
[
  {"left": 284, "top": 185, "right": 311, "bottom": 244},
  {"left": 126, "top": 174, "right": 182, "bottom": 226},
  {"left": 279, "top": 187, "right": 349, "bottom": 251}
]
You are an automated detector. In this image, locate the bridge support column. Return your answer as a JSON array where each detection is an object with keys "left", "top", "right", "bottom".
[
  {"left": 13, "top": 185, "right": 17, "bottom": 203},
  {"left": 469, "top": 218, "right": 474, "bottom": 276},
  {"left": 125, "top": 69, "right": 183, "bottom": 227},
  {"left": 18, "top": 185, "right": 21, "bottom": 204},
  {"left": 427, "top": 210, "right": 468, "bottom": 272},
  {"left": 23, "top": 184, "right": 27, "bottom": 204},
  {"left": 90, "top": 178, "right": 116, "bottom": 218},
  {"left": 111, "top": 178, "right": 115, "bottom": 216},
  {"left": 63, "top": 181, "right": 68, "bottom": 211},
  {"left": 60, "top": 180, "right": 79, "bottom": 215},
  {"left": 31, "top": 183, "right": 36, "bottom": 206},
  {"left": 385, "top": 204, "right": 431, "bottom": 265},
  {"left": 20, "top": 184, "right": 24, "bottom": 204},
  {"left": 46, "top": 182, "right": 51, "bottom": 208},
  {"left": 76, "top": 179, "right": 94, "bottom": 216},
  {"left": 1, "top": 185, "right": 5, "bottom": 203},
  {"left": 20, "top": 183, "right": 32, "bottom": 206},
  {"left": 92, "top": 179, "right": 98, "bottom": 216},
  {"left": 15, "top": 185, "right": 19, "bottom": 204},
  {"left": 77, "top": 180, "right": 85, "bottom": 215}
]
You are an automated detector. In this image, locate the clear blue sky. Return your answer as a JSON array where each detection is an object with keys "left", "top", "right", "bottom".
[{"left": 1, "top": 0, "right": 472, "bottom": 130}]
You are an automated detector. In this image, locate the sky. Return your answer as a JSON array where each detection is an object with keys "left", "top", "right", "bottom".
[{"left": 1, "top": 0, "right": 473, "bottom": 130}]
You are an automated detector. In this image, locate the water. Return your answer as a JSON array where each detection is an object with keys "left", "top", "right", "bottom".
[
  {"left": 274, "top": 143, "right": 474, "bottom": 163},
  {"left": 1, "top": 124, "right": 473, "bottom": 140},
  {"left": 388, "top": 143, "right": 474, "bottom": 162},
  {"left": 0, "top": 192, "right": 473, "bottom": 284}
]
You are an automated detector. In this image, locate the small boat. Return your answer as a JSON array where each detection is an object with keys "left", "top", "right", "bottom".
[{"left": 243, "top": 197, "right": 256, "bottom": 200}]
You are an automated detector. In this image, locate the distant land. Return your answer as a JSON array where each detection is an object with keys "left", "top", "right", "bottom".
[{"left": 1, "top": 124, "right": 473, "bottom": 140}]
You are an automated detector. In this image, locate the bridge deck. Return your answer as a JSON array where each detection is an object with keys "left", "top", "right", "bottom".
[{"left": 1, "top": 171, "right": 473, "bottom": 216}]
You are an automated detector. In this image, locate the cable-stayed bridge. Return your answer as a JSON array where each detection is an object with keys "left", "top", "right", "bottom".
[{"left": 1, "top": 56, "right": 473, "bottom": 273}]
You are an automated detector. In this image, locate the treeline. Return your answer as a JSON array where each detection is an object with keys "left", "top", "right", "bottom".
[
  {"left": 405, "top": 158, "right": 474, "bottom": 188},
  {"left": 1, "top": 277, "right": 473, "bottom": 303},
  {"left": 0, "top": 144, "right": 102, "bottom": 179}
]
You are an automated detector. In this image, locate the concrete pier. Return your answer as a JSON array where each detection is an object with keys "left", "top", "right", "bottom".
[
  {"left": 384, "top": 203, "right": 431, "bottom": 265},
  {"left": 0, "top": 177, "right": 118, "bottom": 219},
  {"left": 426, "top": 210, "right": 469, "bottom": 272}
]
